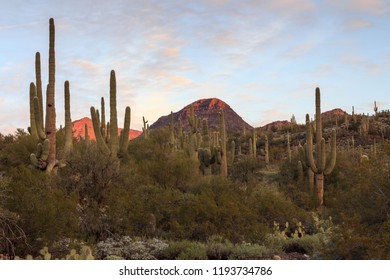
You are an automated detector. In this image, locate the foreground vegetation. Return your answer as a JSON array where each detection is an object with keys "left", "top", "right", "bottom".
[{"left": 1, "top": 117, "right": 390, "bottom": 259}]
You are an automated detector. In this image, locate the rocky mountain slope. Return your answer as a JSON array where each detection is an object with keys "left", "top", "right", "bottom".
[
  {"left": 72, "top": 117, "right": 142, "bottom": 140},
  {"left": 150, "top": 98, "right": 253, "bottom": 133}
]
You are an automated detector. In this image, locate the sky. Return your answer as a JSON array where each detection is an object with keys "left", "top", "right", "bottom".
[{"left": 1, "top": 0, "right": 389, "bottom": 134}]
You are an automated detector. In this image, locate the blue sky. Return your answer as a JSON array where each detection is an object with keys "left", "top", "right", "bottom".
[{"left": 1, "top": 0, "right": 389, "bottom": 133}]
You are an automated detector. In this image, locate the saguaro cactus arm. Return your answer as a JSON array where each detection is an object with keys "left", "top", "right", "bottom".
[
  {"left": 305, "top": 114, "right": 318, "bottom": 173},
  {"left": 324, "top": 129, "right": 337, "bottom": 175},
  {"left": 119, "top": 106, "right": 131, "bottom": 154},
  {"left": 91, "top": 106, "right": 110, "bottom": 155}
]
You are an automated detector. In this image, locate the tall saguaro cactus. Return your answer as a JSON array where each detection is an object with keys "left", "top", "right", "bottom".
[
  {"left": 45, "top": 18, "right": 56, "bottom": 166},
  {"left": 35, "top": 52, "right": 44, "bottom": 129},
  {"left": 109, "top": 70, "right": 119, "bottom": 154},
  {"left": 29, "top": 18, "right": 58, "bottom": 172},
  {"left": 305, "top": 88, "right": 337, "bottom": 208},
  {"left": 64, "top": 81, "right": 73, "bottom": 154},
  {"left": 90, "top": 70, "right": 130, "bottom": 157},
  {"left": 219, "top": 109, "right": 227, "bottom": 177},
  {"left": 252, "top": 127, "right": 257, "bottom": 158}
]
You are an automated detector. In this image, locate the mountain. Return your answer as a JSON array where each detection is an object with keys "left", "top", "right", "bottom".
[
  {"left": 321, "top": 108, "right": 346, "bottom": 122},
  {"left": 72, "top": 117, "right": 142, "bottom": 140},
  {"left": 150, "top": 98, "right": 253, "bottom": 133},
  {"left": 260, "top": 108, "right": 347, "bottom": 131}
]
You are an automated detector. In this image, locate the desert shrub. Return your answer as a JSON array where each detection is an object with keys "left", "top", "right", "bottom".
[
  {"left": 229, "top": 242, "right": 269, "bottom": 260},
  {"left": 58, "top": 140, "right": 120, "bottom": 204},
  {"left": 128, "top": 128, "right": 199, "bottom": 189},
  {"left": 95, "top": 236, "right": 168, "bottom": 260},
  {"left": 205, "top": 235, "right": 234, "bottom": 260},
  {"left": 161, "top": 240, "right": 207, "bottom": 260},
  {"left": 247, "top": 183, "right": 309, "bottom": 228},
  {"left": 229, "top": 155, "right": 264, "bottom": 183},
  {"left": 0, "top": 130, "right": 36, "bottom": 170},
  {"left": 5, "top": 166, "right": 79, "bottom": 256},
  {"left": 264, "top": 214, "right": 335, "bottom": 258},
  {"left": 0, "top": 177, "right": 26, "bottom": 257}
]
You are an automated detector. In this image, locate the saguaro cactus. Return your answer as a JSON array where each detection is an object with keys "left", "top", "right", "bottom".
[
  {"left": 374, "top": 101, "right": 378, "bottom": 116},
  {"left": 64, "top": 81, "right": 73, "bottom": 154},
  {"left": 29, "top": 18, "right": 58, "bottom": 172},
  {"left": 109, "top": 70, "right": 119, "bottom": 154},
  {"left": 142, "top": 116, "right": 149, "bottom": 138},
  {"left": 169, "top": 111, "right": 175, "bottom": 149},
  {"left": 198, "top": 119, "right": 213, "bottom": 175},
  {"left": 119, "top": 106, "right": 131, "bottom": 154},
  {"left": 45, "top": 18, "right": 57, "bottom": 166},
  {"left": 35, "top": 52, "right": 44, "bottom": 129},
  {"left": 219, "top": 109, "right": 228, "bottom": 177},
  {"left": 305, "top": 88, "right": 337, "bottom": 208},
  {"left": 90, "top": 70, "right": 130, "bottom": 157},
  {"left": 29, "top": 82, "right": 38, "bottom": 140},
  {"left": 252, "top": 127, "right": 257, "bottom": 158},
  {"left": 265, "top": 135, "right": 269, "bottom": 166}
]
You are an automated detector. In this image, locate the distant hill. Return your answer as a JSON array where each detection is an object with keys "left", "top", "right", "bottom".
[
  {"left": 261, "top": 120, "right": 292, "bottom": 132},
  {"left": 72, "top": 117, "right": 142, "bottom": 140},
  {"left": 150, "top": 98, "right": 253, "bottom": 133},
  {"left": 260, "top": 108, "right": 347, "bottom": 132}
]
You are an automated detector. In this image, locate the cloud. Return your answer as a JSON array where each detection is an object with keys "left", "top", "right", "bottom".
[
  {"left": 344, "top": 18, "right": 373, "bottom": 29},
  {"left": 71, "top": 59, "right": 101, "bottom": 72},
  {"left": 327, "top": 0, "right": 387, "bottom": 15}
]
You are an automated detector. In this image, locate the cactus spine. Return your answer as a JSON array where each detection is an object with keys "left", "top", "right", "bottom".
[
  {"left": 219, "top": 109, "right": 228, "bottom": 177},
  {"left": 64, "top": 81, "right": 73, "bottom": 154},
  {"left": 305, "top": 88, "right": 337, "bottom": 209}
]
